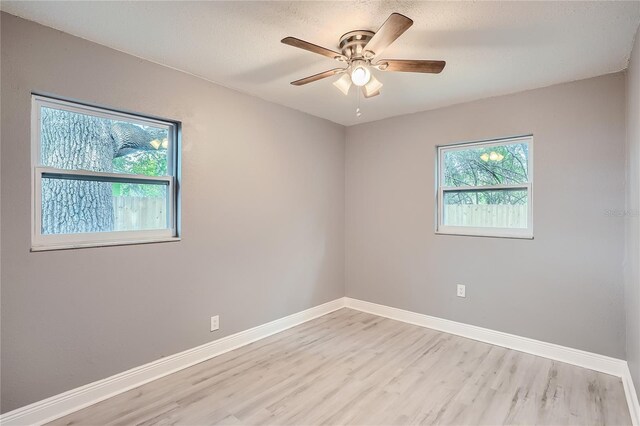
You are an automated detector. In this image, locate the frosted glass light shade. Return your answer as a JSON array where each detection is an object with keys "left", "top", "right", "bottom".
[
  {"left": 333, "top": 74, "right": 352, "bottom": 96},
  {"left": 362, "top": 75, "right": 383, "bottom": 98}
]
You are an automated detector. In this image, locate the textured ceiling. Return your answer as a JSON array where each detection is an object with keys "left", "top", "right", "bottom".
[{"left": 2, "top": 1, "right": 639, "bottom": 126}]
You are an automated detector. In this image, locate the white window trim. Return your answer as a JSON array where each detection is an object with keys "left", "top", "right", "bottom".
[
  {"left": 435, "top": 135, "right": 534, "bottom": 239},
  {"left": 31, "top": 95, "right": 180, "bottom": 251}
]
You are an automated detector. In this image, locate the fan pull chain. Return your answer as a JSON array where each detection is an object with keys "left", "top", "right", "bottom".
[{"left": 356, "top": 87, "right": 362, "bottom": 118}]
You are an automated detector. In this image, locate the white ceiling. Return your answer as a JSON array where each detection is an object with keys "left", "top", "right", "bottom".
[{"left": 2, "top": 1, "right": 639, "bottom": 126}]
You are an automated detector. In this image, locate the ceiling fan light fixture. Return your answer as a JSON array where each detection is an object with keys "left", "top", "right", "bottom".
[
  {"left": 333, "top": 73, "right": 352, "bottom": 96},
  {"left": 350, "top": 61, "right": 371, "bottom": 86},
  {"left": 282, "top": 13, "right": 445, "bottom": 98},
  {"left": 363, "top": 74, "right": 383, "bottom": 98}
]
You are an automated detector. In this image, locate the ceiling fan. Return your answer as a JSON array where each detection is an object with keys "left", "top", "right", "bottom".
[{"left": 281, "top": 13, "right": 446, "bottom": 99}]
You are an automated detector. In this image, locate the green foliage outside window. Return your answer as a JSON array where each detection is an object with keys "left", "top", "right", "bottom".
[
  {"left": 112, "top": 150, "right": 168, "bottom": 197},
  {"left": 443, "top": 142, "right": 529, "bottom": 205}
]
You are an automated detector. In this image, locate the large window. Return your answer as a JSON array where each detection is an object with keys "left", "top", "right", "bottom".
[
  {"left": 436, "top": 135, "right": 533, "bottom": 239},
  {"left": 31, "top": 95, "right": 180, "bottom": 250}
]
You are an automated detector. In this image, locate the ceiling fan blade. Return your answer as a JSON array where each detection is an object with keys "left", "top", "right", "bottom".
[
  {"left": 291, "top": 68, "right": 345, "bottom": 86},
  {"left": 282, "top": 37, "right": 346, "bottom": 61},
  {"left": 363, "top": 13, "right": 413, "bottom": 58},
  {"left": 378, "top": 60, "right": 446, "bottom": 73},
  {"left": 333, "top": 73, "right": 352, "bottom": 95},
  {"left": 362, "top": 75, "right": 383, "bottom": 98}
]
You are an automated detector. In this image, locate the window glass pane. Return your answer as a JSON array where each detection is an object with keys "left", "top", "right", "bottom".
[
  {"left": 40, "top": 106, "right": 169, "bottom": 176},
  {"left": 443, "top": 189, "right": 528, "bottom": 229},
  {"left": 443, "top": 142, "right": 529, "bottom": 187},
  {"left": 41, "top": 176, "right": 168, "bottom": 235}
]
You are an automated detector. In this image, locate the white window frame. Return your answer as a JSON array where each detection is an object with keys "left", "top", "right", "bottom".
[
  {"left": 436, "top": 135, "right": 534, "bottom": 239},
  {"left": 31, "top": 95, "right": 180, "bottom": 251}
]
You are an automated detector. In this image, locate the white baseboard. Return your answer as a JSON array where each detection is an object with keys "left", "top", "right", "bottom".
[
  {"left": 3, "top": 296, "right": 638, "bottom": 426},
  {"left": 623, "top": 364, "right": 640, "bottom": 426},
  {"left": 0, "top": 298, "right": 346, "bottom": 426},
  {"left": 345, "top": 298, "right": 626, "bottom": 375},
  {"left": 344, "top": 297, "right": 638, "bottom": 425}
]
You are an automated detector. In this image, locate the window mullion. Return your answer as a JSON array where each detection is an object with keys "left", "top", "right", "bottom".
[
  {"left": 37, "top": 167, "right": 172, "bottom": 185},
  {"left": 441, "top": 184, "right": 529, "bottom": 192}
]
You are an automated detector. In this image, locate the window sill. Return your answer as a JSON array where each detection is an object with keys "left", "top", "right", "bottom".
[
  {"left": 31, "top": 236, "right": 181, "bottom": 252},
  {"left": 435, "top": 230, "right": 534, "bottom": 240}
]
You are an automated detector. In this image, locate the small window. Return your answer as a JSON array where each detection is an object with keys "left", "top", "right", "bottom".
[
  {"left": 436, "top": 136, "right": 533, "bottom": 239},
  {"left": 31, "top": 95, "right": 180, "bottom": 250}
]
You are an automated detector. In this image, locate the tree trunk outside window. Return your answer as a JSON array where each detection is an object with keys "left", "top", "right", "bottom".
[
  {"left": 41, "top": 108, "right": 115, "bottom": 234},
  {"left": 40, "top": 107, "right": 162, "bottom": 235}
]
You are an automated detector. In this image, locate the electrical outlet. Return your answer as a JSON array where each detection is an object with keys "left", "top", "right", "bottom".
[
  {"left": 457, "top": 284, "right": 466, "bottom": 298},
  {"left": 210, "top": 315, "right": 219, "bottom": 332}
]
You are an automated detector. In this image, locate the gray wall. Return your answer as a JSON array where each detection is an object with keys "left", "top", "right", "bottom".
[
  {"left": 1, "top": 9, "right": 635, "bottom": 416},
  {"left": 626, "top": 24, "right": 640, "bottom": 400},
  {"left": 0, "top": 13, "right": 345, "bottom": 412},
  {"left": 346, "top": 73, "right": 627, "bottom": 359}
]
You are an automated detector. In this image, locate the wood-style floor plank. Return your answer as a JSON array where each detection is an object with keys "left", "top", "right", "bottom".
[{"left": 50, "top": 308, "right": 631, "bottom": 425}]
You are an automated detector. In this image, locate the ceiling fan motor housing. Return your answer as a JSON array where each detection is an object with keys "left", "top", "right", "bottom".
[{"left": 339, "top": 30, "right": 375, "bottom": 60}]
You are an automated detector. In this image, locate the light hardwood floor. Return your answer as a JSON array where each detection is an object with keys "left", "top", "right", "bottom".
[{"left": 51, "top": 308, "right": 631, "bottom": 425}]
